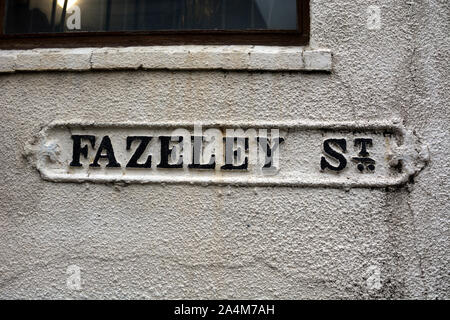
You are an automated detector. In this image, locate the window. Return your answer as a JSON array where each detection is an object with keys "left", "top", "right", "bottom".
[{"left": 0, "top": 0, "right": 309, "bottom": 48}]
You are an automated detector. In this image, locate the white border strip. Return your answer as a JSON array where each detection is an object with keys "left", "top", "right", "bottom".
[
  {"left": 40, "top": 173, "right": 408, "bottom": 189},
  {"left": 46, "top": 119, "right": 404, "bottom": 132}
]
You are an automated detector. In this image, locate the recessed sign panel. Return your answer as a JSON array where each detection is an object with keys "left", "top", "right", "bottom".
[{"left": 28, "top": 121, "right": 422, "bottom": 188}]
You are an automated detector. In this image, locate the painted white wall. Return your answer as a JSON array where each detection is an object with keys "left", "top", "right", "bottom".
[{"left": 0, "top": 0, "right": 448, "bottom": 299}]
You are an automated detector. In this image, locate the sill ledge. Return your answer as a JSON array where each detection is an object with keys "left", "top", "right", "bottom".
[{"left": 0, "top": 45, "right": 332, "bottom": 73}]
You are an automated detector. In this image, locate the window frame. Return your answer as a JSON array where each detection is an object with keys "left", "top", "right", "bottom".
[{"left": 0, "top": 0, "right": 309, "bottom": 49}]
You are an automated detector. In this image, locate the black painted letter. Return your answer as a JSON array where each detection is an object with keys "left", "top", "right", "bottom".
[
  {"left": 90, "top": 136, "right": 121, "bottom": 168},
  {"left": 126, "top": 136, "right": 152, "bottom": 168},
  {"left": 70, "top": 135, "right": 95, "bottom": 167},
  {"left": 157, "top": 136, "right": 183, "bottom": 169},
  {"left": 320, "top": 138, "right": 347, "bottom": 172},
  {"left": 257, "top": 137, "right": 285, "bottom": 168},
  {"left": 221, "top": 137, "right": 249, "bottom": 170},
  {"left": 188, "top": 136, "right": 216, "bottom": 170},
  {"left": 354, "top": 138, "right": 373, "bottom": 157}
]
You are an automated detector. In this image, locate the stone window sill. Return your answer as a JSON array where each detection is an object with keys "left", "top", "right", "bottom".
[{"left": 0, "top": 46, "right": 332, "bottom": 73}]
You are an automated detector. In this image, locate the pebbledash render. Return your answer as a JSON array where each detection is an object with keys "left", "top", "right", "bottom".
[{"left": 0, "top": 1, "right": 448, "bottom": 299}]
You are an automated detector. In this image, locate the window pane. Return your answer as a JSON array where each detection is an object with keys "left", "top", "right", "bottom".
[{"left": 3, "top": 0, "right": 298, "bottom": 34}]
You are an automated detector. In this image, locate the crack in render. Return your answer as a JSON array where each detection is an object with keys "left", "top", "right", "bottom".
[
  {"left": 403, "top": 3, "right": 430, "bottom": 299},
  {"left": 405, "top": 196, "right": 429, "bottom": 298}
]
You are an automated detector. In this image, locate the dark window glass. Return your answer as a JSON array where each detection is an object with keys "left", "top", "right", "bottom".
[{"left": 3, "top": 0, "right": 298, "bottom": 34}]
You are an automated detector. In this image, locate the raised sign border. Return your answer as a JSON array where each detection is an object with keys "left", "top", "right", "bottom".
[{"left": 27, "top": 119, "right": 427, "bottom": 189}]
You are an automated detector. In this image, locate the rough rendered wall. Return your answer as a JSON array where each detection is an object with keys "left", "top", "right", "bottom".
[{"left": 0, "top": 0, "right": 448, "bottom": 299}]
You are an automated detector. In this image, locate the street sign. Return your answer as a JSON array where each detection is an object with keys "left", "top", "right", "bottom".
[{"left": 27, "top": 120, "right": 426, "bottom": 188}]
